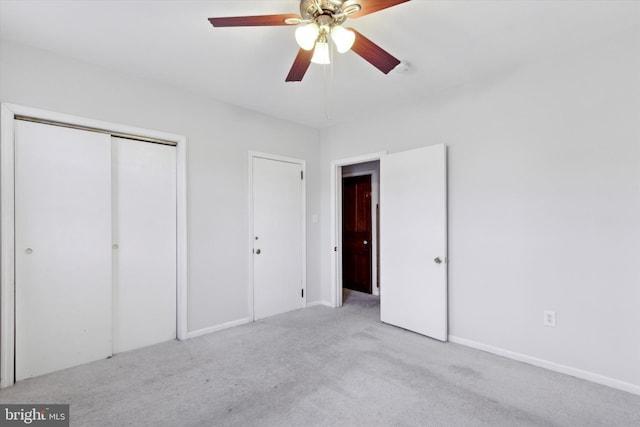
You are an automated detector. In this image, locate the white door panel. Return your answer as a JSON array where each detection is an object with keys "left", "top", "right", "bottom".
[
  {"left": 380, "top": 145, "right": 448, "bottom": 341},
  {"left": 15, "top": 121, "right": 113, "bottom": 380},
  {"left": 252, "top": 157, "right": 304, "bottom": 320},
  {"left": 112, "top": 138, "right": 177, "bottom": 353}
]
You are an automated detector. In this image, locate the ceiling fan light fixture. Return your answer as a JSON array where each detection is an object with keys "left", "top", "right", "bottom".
[
  {"left": 311, "top": 41, "right": 331, "bottom": 64},
  {"left": 208, "top": 0, "right": 411, "bottom": 82},
  {"left": 295, "top": 23, "right": 320, "bottom": 51},
  {"left": 331, "top": 25, "right": 355, "bottom": 53}
]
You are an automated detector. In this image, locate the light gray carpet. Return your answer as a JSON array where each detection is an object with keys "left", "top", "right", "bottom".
[{"left": 1, "top": 290, "right": 639, "bottom": 426}]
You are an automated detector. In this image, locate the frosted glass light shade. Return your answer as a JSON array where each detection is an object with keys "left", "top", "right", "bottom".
[
  {"left": 311, "top": 41, "right": 330, "bottom": 64},
  {"left": 331, "top": 26, "right": 355, "bottom": 53},
  {"left": 295, "top": 23, "right": 319, "bottom": 51}
]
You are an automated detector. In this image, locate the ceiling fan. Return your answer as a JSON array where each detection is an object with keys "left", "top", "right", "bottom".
[{"left": 208, "top": 0, "right": 411, "bottom": 82}]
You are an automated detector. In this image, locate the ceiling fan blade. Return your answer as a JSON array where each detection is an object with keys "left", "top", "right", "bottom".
[
  {"left": 208, "top": 14, "right": 301, "bottom": 27},
  {"left": 286, "top": 48, "right": 314, "bottom": 82},
  {"left": 348, "top": 29, "right": 401, "bottom": 74},
  {"left": 346, "top": 0, "right": 411, "bottom": 19}
]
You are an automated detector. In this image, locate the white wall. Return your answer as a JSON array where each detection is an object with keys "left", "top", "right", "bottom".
[
  {"left": 0, "top": 41, "right": 323, "bottom": 334},
  {"left": 320, "top": 28, "right": 640, "bottom": 391},
  {"left": 2, "top": 24, "right": 639, "bottom": 395}
]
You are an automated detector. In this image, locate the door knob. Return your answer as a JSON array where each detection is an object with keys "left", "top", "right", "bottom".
[
  {"left": 363, "top": 240, "right": 368, "bottom": 245},
  {"left": 255, "top": 249, "right": 261, "bottom": 254},
  {"left": 434, "top": 257, "right": 442, "bottom": 264},
  {"left": 25, "top": 248, "right": 33, "bottom": 255}
]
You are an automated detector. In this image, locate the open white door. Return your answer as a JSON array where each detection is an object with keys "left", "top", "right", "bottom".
[
  {"left": 252, "top": 155, "right": 305, "bottom": 320},
  {"left": 379, "top": 144, "right": 447, "bottom": 341}
]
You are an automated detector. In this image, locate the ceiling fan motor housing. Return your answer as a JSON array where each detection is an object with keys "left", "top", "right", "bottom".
[{"left": 300, "top": 0, "right": 359, "bottom": 23}]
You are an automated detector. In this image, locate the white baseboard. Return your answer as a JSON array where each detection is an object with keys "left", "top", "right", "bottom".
[
  {"left": 306, "top": 300, "right": 333, "bottom": 308},
  {"left": 184, "top": 303, "right": 333, "bottom": 340},
  {"left": 448, "top": 335, "right": 640, "bottom": 396},
  {"left": 185, "top": 317, "right": 252, "bottom": 339}
]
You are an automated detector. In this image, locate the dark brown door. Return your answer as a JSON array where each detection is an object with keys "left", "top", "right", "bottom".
[{"left": 342, "top": 175, "right": 372, "bottom": 294}]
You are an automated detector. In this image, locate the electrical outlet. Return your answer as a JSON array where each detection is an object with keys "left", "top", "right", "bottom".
[{"left": 543, "top": 310, "right": 556, "bottom": 327}]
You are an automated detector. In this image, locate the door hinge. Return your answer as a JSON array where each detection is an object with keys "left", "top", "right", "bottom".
[
  {"left": 301, "top": 289, "right": 304, "bottom": 298},
  {"left": 334, "top": 246, "right": 337, "bottom": 252},
  {"left": 301, "top": 170, "right": 304, "bottom": 180}
]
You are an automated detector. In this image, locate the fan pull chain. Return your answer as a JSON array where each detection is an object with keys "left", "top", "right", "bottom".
[{"left": 323, "top": 38, "right": 336, "bottom": 120}]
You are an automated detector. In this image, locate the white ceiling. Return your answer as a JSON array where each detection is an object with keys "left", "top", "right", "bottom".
[{"left": 1, "top": 0, "right": 639, "bottom": 128}]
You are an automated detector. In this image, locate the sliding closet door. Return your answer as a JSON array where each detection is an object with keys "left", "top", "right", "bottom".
[
  {"left": 112, "top": 137, "right": 176, "bottom": 353},
  {"left": 15, "top": 121, "right": 113, "bottom": 381}
]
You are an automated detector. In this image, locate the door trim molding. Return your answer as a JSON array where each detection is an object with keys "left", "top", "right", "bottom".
[
  {"left": 248, "top": 151, "right": 306, "bottom": 321},
  {"left": 0, "top": 103, "right": 188, "bottom": 388},
  {"left": 330, "top": 152, "right": 387, "bottom": 308}
]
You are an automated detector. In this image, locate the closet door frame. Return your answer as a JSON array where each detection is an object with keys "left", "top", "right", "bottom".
[{"left": 0, "top": 103, "right": 188, "bottom": 388}]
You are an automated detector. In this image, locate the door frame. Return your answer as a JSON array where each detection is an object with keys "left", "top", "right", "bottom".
[
  {"left": 341, "top": 170, "right": 379, "bottom": 296},
  {"left": 248, "top": 151, "right": 306, "bottom": 321},
  {"left": 330, "top": 152, "right": 386, "bottom": 308},
  {"left": 0, "top": 103, "right": 188, "bottom": 388}
]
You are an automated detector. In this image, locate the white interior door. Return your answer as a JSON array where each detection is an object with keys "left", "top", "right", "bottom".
[
  {"left": 252, "top": 156, "right": 304, "bottom": 320},
  {"left": 112, "top": 137, "right": 177, "bottom": 353},
  {"left": 15, "top": 121, "right": 113, "bottom": 380},
  {"left": 379, "top": 145, "right": 448, "bottom": 341}
]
